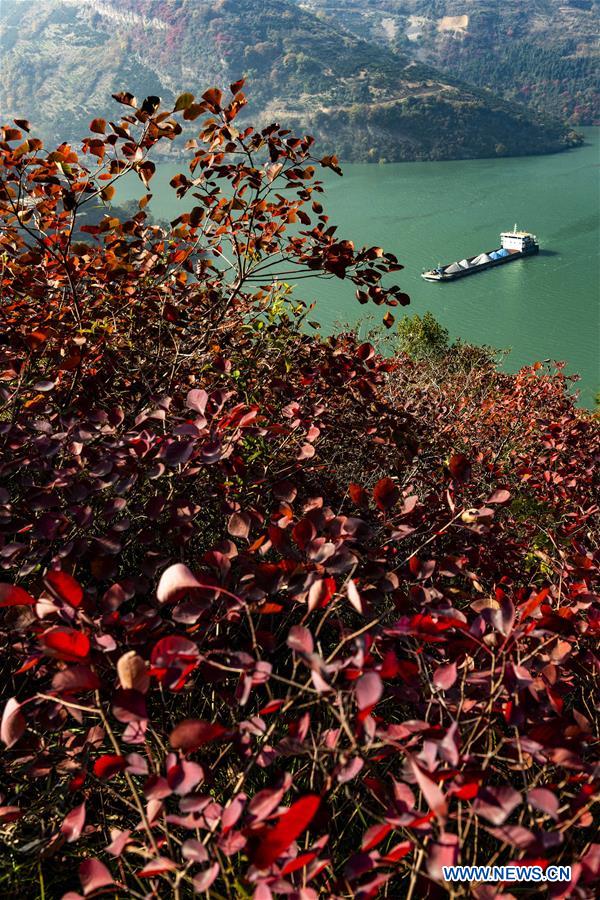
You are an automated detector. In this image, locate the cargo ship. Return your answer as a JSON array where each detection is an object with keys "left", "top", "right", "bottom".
[{"left": 422, "top": 226, "right": 539, "bottom": 282}]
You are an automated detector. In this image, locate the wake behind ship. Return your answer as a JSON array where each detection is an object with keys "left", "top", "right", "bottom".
[{"left": 422, "top": 226, "right": 539, "bottom": 282}]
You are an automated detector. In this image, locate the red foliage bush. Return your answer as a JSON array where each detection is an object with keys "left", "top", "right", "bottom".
[{"left": 0, "top": 86, "right": 599, "bottom": 898}]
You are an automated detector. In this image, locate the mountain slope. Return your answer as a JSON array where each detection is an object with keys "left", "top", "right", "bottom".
[
  {"left": 298, "top": 0, "right": 599, "bottom": 125},
  {"left": 0, "top": 0, "right": 582, "bottom": 162}
]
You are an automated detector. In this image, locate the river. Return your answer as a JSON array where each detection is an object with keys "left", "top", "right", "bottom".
[{"left": 116, "top": 128, "right": 599, "bottom": 407}]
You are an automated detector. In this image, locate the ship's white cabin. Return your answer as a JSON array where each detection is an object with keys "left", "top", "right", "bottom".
[{"left": 500, "top": 224, "right": 537, "bottom": 252}]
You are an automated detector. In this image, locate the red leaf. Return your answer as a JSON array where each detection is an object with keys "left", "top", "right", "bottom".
[
  {"left": 250, "top": 794, "right": 321, "bottom": 869},
  {"left": 202, "top": 87, "right": 223, "bottom": 109},
  {"left": 382, "top": 841, "right": 412, "bottom": 863},
  {"left": 150, "top": 635, "right": 200, "bottom": 690},
  {"left": 0, "top": 806, "right": 22, "bottom": 823},
  {"left": 90, "top": 118, "right": 106, "bottom": 134},
  {"left": 373, "top": 477, "right": 399, "bottom": 511},
  {"left": 44, "top": 570, "right": 84, "bottom": 608},
  {"left": 1, "top": 697, "right": 26, "bottom": 748},
  {"left": 520, "top": 587, "right": 550, "bottom": 621},
  {"left": 0, "top": 583, "right": 35, "bottom": 607},
  {"left": 280, "top": 851, "right": 318, "bottom": 875},
  {"left": 156, "top": 563, "right": 201, "bottom": 604},
  {"left": 361, "top": 823, "right": 392, "bottom": 852},
  {"left": 61, "top": 802, "right": 86, "bottom": 842},
  {"left": 41, "top": 627, "right": 90, "bottom": 662},
  {"left": 307, "top": 577, "right": 335, "bottom": 612},
  {"left": 169, "top": 719, "right": 226, "bottom": 753},
  {"left": 348, "top": 482, "right": 368, "bottom": 508},
  {"left": 93, "top": 755, "right": 126, "bottom": 780},
  {"left": 79, "top": 858, "right": 114, "bottom": 894}
]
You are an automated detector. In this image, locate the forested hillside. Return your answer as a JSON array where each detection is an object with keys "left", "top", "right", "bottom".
[
  {"left": 300, "top": 0, "right": 599, "bottom": 125},
  {"left": 0, "top": 0, "right": 583, "bottom": 161}
]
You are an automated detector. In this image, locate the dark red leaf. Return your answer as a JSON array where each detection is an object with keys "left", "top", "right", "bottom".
[
  {"left": 45, "top": 570, "right": 84, "bottom": 608},
  {"left": 169, "top": 719, "right": 226, "bottom": 753},
  {"left": 373, "top": 477, "right": 400, "bottom": 511},
  {"left": 448, "top": 454, "right": 472, "bottom": 483},
  {"left": 52, "top": 665, "right": 100, "bottom": 695}
]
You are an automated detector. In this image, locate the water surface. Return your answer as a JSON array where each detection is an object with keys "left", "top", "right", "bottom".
[{"left": 117, "top": 129, "right": 599, "bottom": 406}]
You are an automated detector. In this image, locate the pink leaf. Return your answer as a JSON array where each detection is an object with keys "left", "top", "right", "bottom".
[
  {"left": 408, "top": 756, "right": 447, "bottom": 823},
  {"left": 193, "top": 862, "right": 220, "bottom": 892},
  {"left": 182, "top": 838, "right": 208, "bottom": 863},
  {"left": 157, "top": 563, "right": 202, "bottom": 604},
  {"left": 61, "top": 802, "right": 86, "bottom": 842},
  {"left": 347, "top": 579, "right": 363, "bottom": 614},
  {"left": 528, "top": 788, "right": 559, "bottom": 820},
  {"left": 106, "top": 829, "right": 132, "bottom": 858},
  {"left": 248, "top": 782, "right": 289, "bottom": 822},
  {"left": 488, "top": 489, "right": 511, "bottom": 504},
  {"left": 355, "top": 672, "right": 383, "bottom": 712},
  {"left": 336, "top": 756, "right": 364, "bottom": 783},
  {"left": 427, "top": 832, "right": 458, "bottom": 881},
  {"left": 186, "top": 388, "right": 208, "bottom": 414},
  {"left": 474, "top": 786, "right": 521, "bottom": 825},
  {"left": 79, "top": 858, "right": 114, "bottom": 895},
  {"left": 1, "top": 697, "right": 25, "bottom": 748},
  {"left": 433, "top": 662, "right": 457, "bottom": 690},
  {"left": 287, "top": 625, "right": 314, "bottom": 655},
  {"left": 139, "top": 857, "right": 177, "bottom": 877},
  {"left": 167, "top": 759, "right": 204, "bottom": 795},
  {"left": 488, "top": 824, "right": 535, "bottom": 848},
  {"left": 228, "top": 512, "right": 250, "bottom": 539}
]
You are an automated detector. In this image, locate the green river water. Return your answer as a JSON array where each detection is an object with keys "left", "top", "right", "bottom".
[{"left": 117, "top": 128, "right": 599, "bottom": 406}]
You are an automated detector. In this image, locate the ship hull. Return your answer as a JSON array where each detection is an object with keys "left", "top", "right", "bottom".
[{"left": 422, "top": 245, "right": 539, "bottom": 282}]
